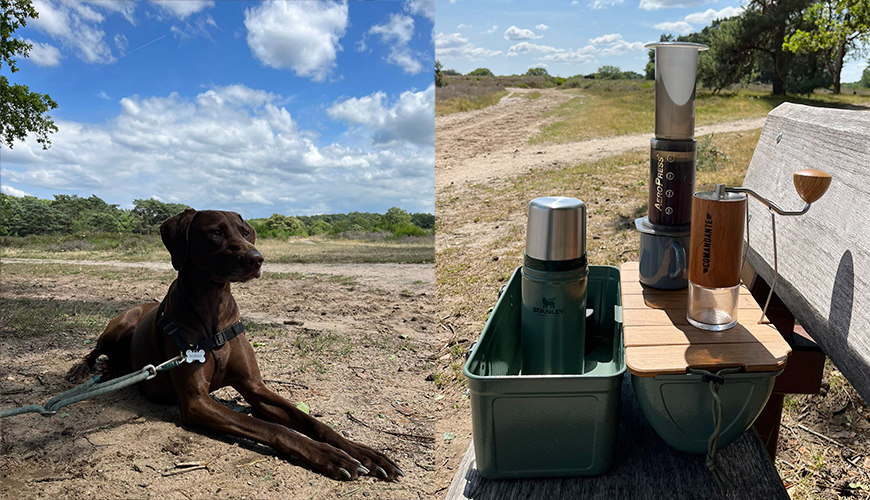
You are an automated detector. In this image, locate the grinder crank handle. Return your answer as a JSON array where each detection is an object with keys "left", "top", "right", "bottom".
[{"left": 793, "top": 169, "right": 832, "bottom": 204}]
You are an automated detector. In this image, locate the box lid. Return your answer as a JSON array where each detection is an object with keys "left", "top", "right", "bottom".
[{"left": 621, "top": 261, "right": 791, "bottom": 376}]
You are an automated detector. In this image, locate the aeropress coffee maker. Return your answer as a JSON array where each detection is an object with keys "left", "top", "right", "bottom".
[
  {"left": 637, "top": 42, "right": 708, "bottom": 290},
  {"left": 521, "top": 197, "right": 588, "bottom": 375}
]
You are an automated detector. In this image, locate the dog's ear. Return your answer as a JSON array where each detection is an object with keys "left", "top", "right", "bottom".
[
  {"left": 237, "top": 212, "right": 256, "bottom": 244},
  {"left": 160, "top": 209, "right": 198, "bottom": 271}
]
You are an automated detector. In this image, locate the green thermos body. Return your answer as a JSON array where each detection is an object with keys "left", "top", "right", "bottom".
[{"left": 520, "top": 197, "right": 589, "bottom": 375}]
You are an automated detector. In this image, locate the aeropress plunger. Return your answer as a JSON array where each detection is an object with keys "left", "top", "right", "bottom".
[
  {"left": 521, "top": 197, "right": 588, "bottom": 375},
  {"left": 637, "top": 42, "right": 708, "bottom": 290}
]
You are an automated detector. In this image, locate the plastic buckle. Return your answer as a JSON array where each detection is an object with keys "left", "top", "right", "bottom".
[{"left": 214, "top": 331, "right": 227, "bottom": 347}]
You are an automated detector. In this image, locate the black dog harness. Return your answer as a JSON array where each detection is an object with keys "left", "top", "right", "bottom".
[{"left": 157, "top": 307, "right": 244, "bottom": 363}]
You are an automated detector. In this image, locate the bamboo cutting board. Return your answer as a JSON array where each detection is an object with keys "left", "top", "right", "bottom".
[{"left": 621, "top": 262, "right": 791, "bottom": 376}]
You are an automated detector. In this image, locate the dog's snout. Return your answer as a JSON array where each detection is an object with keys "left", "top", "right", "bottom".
[{"left": 247, "top": 249, "right": 264, "bottom": 268}]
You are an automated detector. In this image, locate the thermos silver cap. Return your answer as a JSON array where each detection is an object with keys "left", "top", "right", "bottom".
[{"left": 525, "top": 196, "right": 586, "bottom": 262}]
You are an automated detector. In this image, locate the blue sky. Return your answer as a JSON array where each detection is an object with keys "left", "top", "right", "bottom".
[
  {"left": 2, "top": 0, "right": 436, "bottom": 218},
  {"left": 435, "top": 0, "right": 868, "bottom": 82}
]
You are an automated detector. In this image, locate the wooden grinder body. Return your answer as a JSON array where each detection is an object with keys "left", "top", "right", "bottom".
[{"left": 688, "top": 191, "right": 747, "bottom": 288}]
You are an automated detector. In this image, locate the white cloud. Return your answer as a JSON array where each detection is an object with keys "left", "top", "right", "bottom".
[
  {"left": 149, "top": 0, "right": 214, "bottom": 20},
  {"left": 369, "top": 13, "right": 423, "bottom": 74},
  {"left": 481, "top": 25, "right": 498, "bottom": 34},
  {"left": 114, "top": 33, "right": 128, "bottom": 53},
  {"left": 244, "top": 1, "right": 348, "bottom": 82},
  {"left": 653, "top": 21, "right": 695, "bottom": 35},
  {"left": 539, "top": 47, "right": 596, "bottom": 64},
  {"left": 530, "top": 63, "right": 548, "bottom": 69},
  {"left": 171, "top": 13, "right": 219, "bottom": 42},
  {"left": 530, "top": 33, "right": 644, "bottom": 65},
  {"left": 327, "top": 84, "right": 434, "bottom": 148},
  {"left": 1, "top": 84, "right": 434, "bottom": 215},
  {"left": 404, "top": 0, "right": 434, "bottom": 22},
  {"left": 30, "top": 0, "right": 115, "bottom": 64},
  {"left": 85, "top": 0, "right": 136, "bottom": 24},
  {"left": 1, "top": 185, "right": 30, "bottom": 197},
  {"left": 536, "top": 24, "right": 549, "bottom": 31},
  {"left": 435, "top": 32, "right": 503, "bottom": 60},
  {"left": 588, "top": 33, "right": 644, "bottom": 55},
  {"left": 590, "top": 0, "right": 623, "bottom": 9},
  {"left": 571, "top": 1, "right": 579, "bottom": 4},
  {"left": 504, "top": 26, "right": 543, "bottom": 40},
  {"left": 684, "top": 6, "right": 744, "bottom": 24},
  {"left": 640, "top": 0, "right": 713, "bottom": 10},
  {"left": 24, "top": 39, "right": 63, "bottom": 66},
  {"left": 96, "top": 91, "right": 111, "bottom": 100},
  {"left": 457, "top": 23, "right": 471, "bottom": 29},
  {"left": 507, "top": 42, "right": 562, "bottom": 57}
]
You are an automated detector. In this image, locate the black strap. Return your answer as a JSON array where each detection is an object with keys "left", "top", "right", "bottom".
[{"left": 157, "top": 309, "right": 244, "bottom": 353}]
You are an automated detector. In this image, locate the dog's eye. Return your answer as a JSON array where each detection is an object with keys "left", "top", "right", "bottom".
[
  {"left": 212, "top": 229, "right": 223, "bottom": 237},
  {"left": 244, "top": 230, "right": 250, "bottom": 238}
]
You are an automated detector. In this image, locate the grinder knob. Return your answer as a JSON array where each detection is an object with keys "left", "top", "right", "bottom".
[{"left": 794, "top": 169, "right": 832, "bottom": 204}]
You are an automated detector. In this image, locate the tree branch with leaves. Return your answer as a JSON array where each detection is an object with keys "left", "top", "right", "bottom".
[{"left": 1, "top": 0, "right": 58, "bottom": 149}]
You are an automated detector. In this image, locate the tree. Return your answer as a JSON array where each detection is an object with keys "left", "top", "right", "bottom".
[
  {"left": 0, "top": 0, "right": 58, "bottom": 149},
  {"left": 861, "top": 60, "right": 870, "bottom": 87},
  {"left": 525, "top": 67, "right": 549, "bottom": 77},
  {"left": 132, "top": 199, "right": 191, "bottom": 234},
  {"left": 442, "top": 68, "right": 460, "bottom": 76},
  {"left": 467, "top": 67, "right": 494, "bottom": 77},
  {"left": 378, "top": 207, "right": 412, "bottom": 232},
  {"left": 783, "top": 0, "right": 870, "bottom": 94},
  {"left": 596, "top": 65, "right": 623, "bottom": 80},
  {"left": 435, "top": 60, "right": 444, "bottom": 87}
]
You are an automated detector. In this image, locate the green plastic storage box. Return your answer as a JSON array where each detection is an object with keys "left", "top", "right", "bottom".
[{"left": 464, "top": 265, "right": 625, "bottom": 479}]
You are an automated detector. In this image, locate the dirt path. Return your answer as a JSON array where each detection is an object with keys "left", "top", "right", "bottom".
[
  {"left": 1, "top": 258, "right": 433, "bottom": 294},
  {"left": 435, "top": 87, "right": 766, "bottom": 188}
]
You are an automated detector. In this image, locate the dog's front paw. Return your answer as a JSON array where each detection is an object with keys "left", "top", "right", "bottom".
[
  {"left": 344, "top": 443, "right": 404, "bottom": 481},
  {"left": 310, "top": 443, "right": 372, "bottom": 481},
  {"left": 65, "top": 361, "right": 92, "bottom": 383}
]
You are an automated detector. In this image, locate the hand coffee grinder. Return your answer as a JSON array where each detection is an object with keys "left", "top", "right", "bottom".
[{"left": 636, "top": 42, "right": 708, "bottom": 290}]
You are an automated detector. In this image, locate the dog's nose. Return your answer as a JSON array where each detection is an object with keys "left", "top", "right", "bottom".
[{"left": 247, "top": 249, "right": 264, "bottom": 269}]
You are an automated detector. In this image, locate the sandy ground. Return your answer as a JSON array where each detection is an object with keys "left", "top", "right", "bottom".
[
  {"left": 1, "top": 259, "right": 439, "bottom": 500},
  {"left": 432, "top": 88, "right": 772, "bottom": 495}
]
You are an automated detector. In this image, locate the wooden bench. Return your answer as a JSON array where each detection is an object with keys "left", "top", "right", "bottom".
[{"left": 446, "top": 102, "right": 869, "bottom": 499}]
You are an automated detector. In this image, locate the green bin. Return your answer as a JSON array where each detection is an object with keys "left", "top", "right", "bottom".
[{"left": 464, "top": 265, "right": 625, "bottom": 479}]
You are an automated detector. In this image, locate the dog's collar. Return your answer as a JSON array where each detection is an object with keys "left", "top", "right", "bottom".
[{"left": 157, "top": 307, "right": 244, "bottom": 355}]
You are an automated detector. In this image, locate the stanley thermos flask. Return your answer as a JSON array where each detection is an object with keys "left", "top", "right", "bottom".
[{"left": 521, "top": 197, "right": 589, "bottom": 375}]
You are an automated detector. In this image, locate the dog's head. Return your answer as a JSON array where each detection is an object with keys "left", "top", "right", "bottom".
[{"left": 160, "top": 209, "right": 264, "bottom": 282}]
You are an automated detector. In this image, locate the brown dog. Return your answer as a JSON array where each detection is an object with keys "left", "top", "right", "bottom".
[{"left": 67, "top": 209, "right": 402, "bottom": 481}]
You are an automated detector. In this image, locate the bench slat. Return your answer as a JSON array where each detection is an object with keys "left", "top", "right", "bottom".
[{"left": 742, "top": 102, "right": 870, "bottom": 402}]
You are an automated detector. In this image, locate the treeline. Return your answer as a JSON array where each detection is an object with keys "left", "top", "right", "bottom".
[
  {"left": 0, "top": 193, "right": 434, "bottom": 239},
  {"left": 250, "top": 208, "right": 434, "bottom": 239},
  {"left": 436, "top": 0, "right": 870, "bottom": 96}
]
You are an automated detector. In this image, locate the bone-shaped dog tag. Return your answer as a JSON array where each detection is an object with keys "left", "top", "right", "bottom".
[{"left": 184, "top": 349, "right": 206, "bottom": 363}]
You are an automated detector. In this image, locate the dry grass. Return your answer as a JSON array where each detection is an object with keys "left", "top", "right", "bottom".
[
  {"left": 530, "top": 81, "right": 870, "bottom": 145},
  {"left": 435, "top": 75, "right": 557, "bottom": 115},
  {"left": 0, "top": 235, "right": 435, "bottom": 264}
]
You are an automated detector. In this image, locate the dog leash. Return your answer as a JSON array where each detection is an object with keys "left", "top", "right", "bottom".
[
  {"left": 1, "top": 355, "right": 186, "bottom": 418},
  {"left": 3, "top": 312, "right": 244, "bottom": 419}
]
